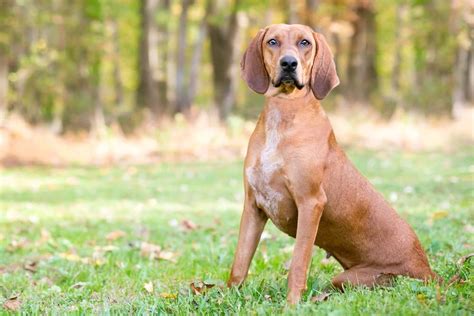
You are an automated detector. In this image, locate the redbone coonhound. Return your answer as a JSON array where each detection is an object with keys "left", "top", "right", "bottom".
[{"left": 228, "top": 24, "right": 438, "bottom": 305}]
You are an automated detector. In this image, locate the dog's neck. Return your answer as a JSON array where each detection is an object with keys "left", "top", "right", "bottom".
[{"left": 263, "top": 85, "right": 322, "bottom": 116}]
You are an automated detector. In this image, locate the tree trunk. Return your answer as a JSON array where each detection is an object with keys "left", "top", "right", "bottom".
[
  {"left": 345, "top": 0, "right": 377, "bottom": 103},
  {"left": 0, "top": 54, "right": 7, "bottom": 120},
  {"left": 156, "top": 0, "right": 170, "bottom": 112},
  {"left": 451, "top": 2, "right": 474, "bottom": 119},
  {"left": 0, "top": 1, "right": 12, "bottom": 121},
  {"left": 304, "top": 0, "right": 318, "bottom": 29},
  {"left": 137, "top": 0, "right": 163, "bottom": 115},
  {"left": 283, "top": 0, "right": 299, "bottom": 24},
  {"left": 110, "top": 19, "right": 124, "bottom": 109},
  {"left": 208, "top": 0, "right": 241, "bottom": 120},
  {"left": 188, "top": 6, "right": 209, "bottom": 107},
  {"left": 391, "top": 4, "right": 406, "bottom": 98},
  {"left": 174, "top": 0, "right": 192, "bottom": 113}
]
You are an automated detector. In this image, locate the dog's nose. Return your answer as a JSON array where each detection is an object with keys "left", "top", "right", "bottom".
[{"left": 280, "top": 56, "right": 298, "bottom": 72}]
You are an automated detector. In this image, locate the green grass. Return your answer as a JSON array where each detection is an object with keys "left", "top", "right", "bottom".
[{"left": 0, "top": 148, "right": 473, "bottom": 315}]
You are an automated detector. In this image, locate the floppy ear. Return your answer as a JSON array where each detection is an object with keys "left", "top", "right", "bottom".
[
  {"left": 310, "top": 32, "right": 340, "bottom": 100},
  {"left": 241, "top": 28, "right": 269, "bottom": 94}
]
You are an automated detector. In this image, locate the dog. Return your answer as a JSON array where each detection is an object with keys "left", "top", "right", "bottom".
[{"left": 227, "top": 24, "right": 438, "bottom": 305}]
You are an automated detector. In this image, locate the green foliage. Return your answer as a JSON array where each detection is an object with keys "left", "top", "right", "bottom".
[
  {"left": 1, "top": 0, "right": 465, "bottom": 130},
  {"left": 0, "top": 148, "right": 472, "bottom": 313}
]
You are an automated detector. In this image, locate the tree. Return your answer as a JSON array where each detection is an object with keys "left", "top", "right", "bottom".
[
  {"left": 345, "top": 0, "right": 378, "bottom": 103},
  {"left": 0, "top": 0, "right": 13, "bottom": 120},
  {"left": 137, "top": 0, "right": 168, "bottom": 116},
  {"left": 451, "top": 0, "right": 474, "bottom": 118},
  {"left": 174, "top": 0, "right": 193, "bottom": 113},
  {"left": 208, "top": 0, "right": 242, "bottom": 120}
]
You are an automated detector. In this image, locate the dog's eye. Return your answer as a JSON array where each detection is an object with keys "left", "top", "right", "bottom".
[
  {"left": 299, "top": 39, "right": 311, "bottom": 47},
  {"left": 267, "top": 39, "right": 279, "bottom": 47}
]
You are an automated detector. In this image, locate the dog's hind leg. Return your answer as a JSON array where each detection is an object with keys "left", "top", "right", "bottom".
[{"left": 331, "top": 267, "right": 395, "bottom": 290}]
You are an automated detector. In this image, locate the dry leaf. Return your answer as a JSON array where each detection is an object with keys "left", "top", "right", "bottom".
[
  {"left": 70, "top": 282, "right": 88, "bottom": 289},
  {"left": 431, "top": 210, "right": 449, "bottom": 220},
  {"left": 139, "top": 242, "right": 177, "bottom": 262},
  {"left": 6, "top": 238, "right": 29, "bottom": 252},
  {"left": 58, "top": 252, "right": 104, "bottom": 266},
  {"left": 159, "top": 292, "right": 177, "bottom": 299},
  {"left": 40, "top": 229, "right": 51, "bottom": 242},
  {"left": 457, "top": 253, "right": 473, "bottom": 265},
  {"left": 59, "top": 252, "right": 83, "bottom": 262},
  {"left": 190, "top": 280, "right": 216, "bottom": 295},
  {"left": 181, "top": 219, "right": 198, "bottom": 231},
  {"left": 416, "top": 293, "right": 426, "bottom": 304},
  {"left": 140, "top": 242, "right": 161, "bottom": 259},
  {"left": 157, "top": 251, "right": 177, "bottom": 262},
  {"left": 3, "top": 295, "right": 21, "bottom": 312},
  {"left": 23, "top": 261, "right": 38, "bottom": 273},
  {"left": 311, "top": 292, "right": 331, "bottom": 303},
  {"left": 144, "top": 281, "right": 154, "bottom": 293},
  {"left": 106, "top": 230, "right": 126, "bottom": 242}
]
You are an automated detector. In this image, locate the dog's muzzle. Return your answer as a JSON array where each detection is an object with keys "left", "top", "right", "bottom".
[{"left": 274, "top": 72, "right": 304, "bottom": 89}]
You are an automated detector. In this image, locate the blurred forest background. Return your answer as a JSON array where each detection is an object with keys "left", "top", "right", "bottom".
[{"left": 0, "top": 0, "right": 473, "bottom": 164}]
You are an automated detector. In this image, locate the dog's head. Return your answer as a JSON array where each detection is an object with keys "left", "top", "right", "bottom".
[{"left": 241, "top": 24, "right": 339, "bottom": 99}]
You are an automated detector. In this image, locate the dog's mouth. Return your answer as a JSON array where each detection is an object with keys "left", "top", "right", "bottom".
[{"left": 274, "top": 73, "right": 304, "bottom": 90}]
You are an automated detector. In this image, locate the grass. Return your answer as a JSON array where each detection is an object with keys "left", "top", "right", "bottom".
[{"left": 0, "top": 148, "right": 473, "bottom": 315}]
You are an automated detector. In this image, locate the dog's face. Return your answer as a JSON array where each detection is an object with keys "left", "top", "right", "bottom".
[
  {"left": 262, "top": 24, "right": 314, "bottom": 93},
  {"left": 241, "top": 24, "right": 339, "bottom": 100}
]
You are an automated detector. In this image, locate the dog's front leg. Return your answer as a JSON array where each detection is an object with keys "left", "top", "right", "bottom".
[
  {"left": 228, "top": 193, "right": 268, "bottom": 287},
  {"left": 287, "top": 186, "right": 326, "bottom": 305}
]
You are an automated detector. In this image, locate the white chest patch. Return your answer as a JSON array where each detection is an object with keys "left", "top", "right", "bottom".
[{"left": 246, "top": 108, "right": 284, "bottom": 214}]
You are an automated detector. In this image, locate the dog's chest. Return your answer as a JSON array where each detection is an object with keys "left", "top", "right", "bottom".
[{"left": 246, "top": 108, "right": 286, "bottom": 215}]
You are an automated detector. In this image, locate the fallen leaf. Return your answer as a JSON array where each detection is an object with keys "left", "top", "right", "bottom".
[
  {"left": 416, "top": 293, "right": 426, "bottom": 304},
  {"left": 457, "top": 253, "right": 473, "bottom": 265},
  {"left": 180, "top": 219, "right": 198, "bottom": 231},
  {"left": 70, "top": 282, "right": 88, "bottom": 289},
  {"left": 6, "top": 238, "right": 29, "bottom": 252},
  {"left": 140, "top": 242, "right": 161, "bottom": 259},
  {"left": 106, "top": 230, "right": 126, "bottom": 242},
  {"left": 59, "top": 252, "right": 83, "bottom": 262},
  {"left": 159, "top": 292, "right": 177, "bottom": 299},
  {"left": 97, "top": 245, "right": 119, "bottom": 253},
  {"left": 311, "top": 292, "right": 331, "bottom": 303},
  {"left": 3, "top": 295, "right": 21, "bottom": 312},
  {"left": 139, "top": 242, "right": 177, "bottom": 262},
  {"left": 157, "top": 251, "right": 177, "bottom": 262},
  {"left": 40, "top": 229, "right": 51, "bottom": 243},
  {"left": 431, "top": 210, "right": 448, "bottom": 220},
  {"left": 190, "top": 280, "right": 216, "bottom": 295},
  {"left": 58, "top": 251, "right": 104, "bottom": 266},
  {"left": 144, "top": 281, "right": 154, "bottom": 293},
  {"left": 23, "top": 261, "right": 38, "bottom": 273}
]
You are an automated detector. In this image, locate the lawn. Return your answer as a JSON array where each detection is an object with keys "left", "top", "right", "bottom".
[{"left": 0, "top": 148, "right": 473, "bottom": 315}]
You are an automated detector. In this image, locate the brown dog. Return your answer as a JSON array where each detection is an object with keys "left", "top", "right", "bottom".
[{"left": 227, "top": 24, "right": 437, "bottom": 304}]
